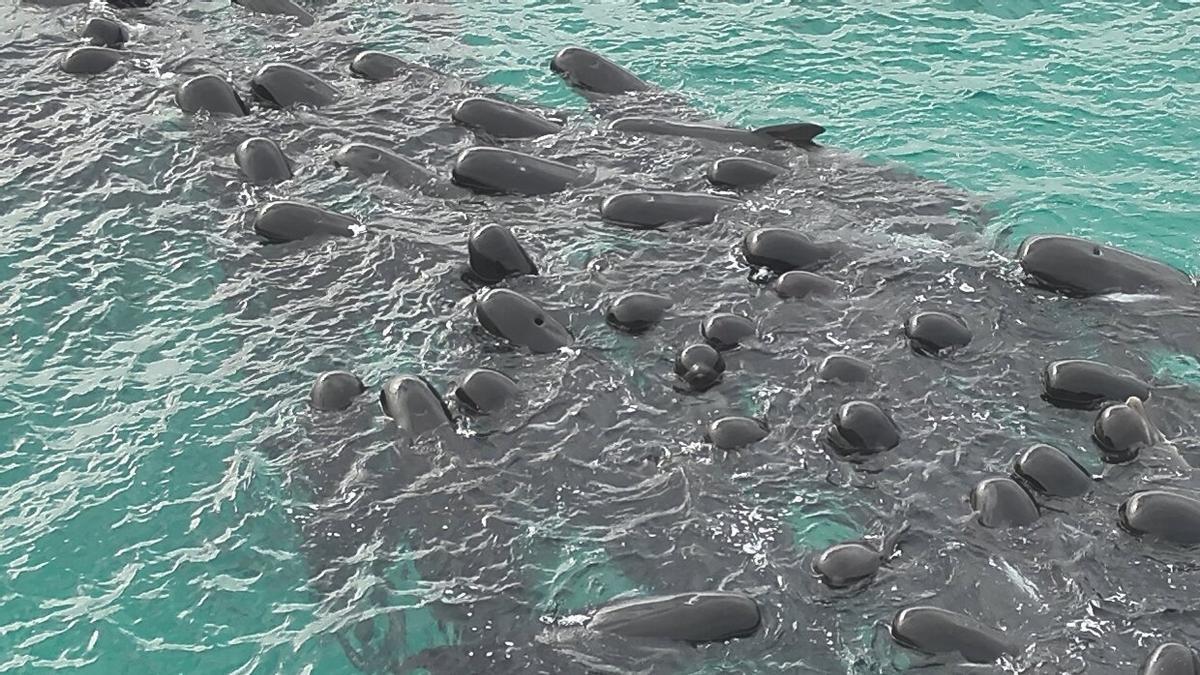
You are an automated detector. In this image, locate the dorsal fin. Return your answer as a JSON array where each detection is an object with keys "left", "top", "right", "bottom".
[{"left": 753, "top": 122, "right": 826, "bottom": 147}]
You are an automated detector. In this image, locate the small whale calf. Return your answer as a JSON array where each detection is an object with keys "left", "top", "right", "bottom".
[
  {"left": 824, "top": 400, "right": 901, "bottom": 457},
  {"left": 176, "top": 74, "right": 250, "bottom": 116},
  {"left": 250, "top": 63, "right": 339, "bottom": 108},
  {"left": 1019, "top": 234, "right": 1194, "bottom": 297},
  {"left": 475, "top": 289, "right": 573, "bottom": 353},
  {"left": 1041, "top": 359, "right": 1150, "bottom": 410},
  {"left": 600, "top": 191, "right": 737, "bottom": 229},
  {"left": 904, "top": 310, "right": 972, "bottom": 357},
  {"left": 701, "top": 313, "right": 755, "bottom": 351},
  {"left": 706, "top": 156, "right": 785, "bottom": 189},
  {"left": 1119, "top": 491, "right": 1200, "bottom": 546},
  {"left": 466, "top": 225, "right": 538, "bottom": 285},
  {"left": 674, "top": 343, "right": 725, "bottom": 392},
  {"left": 308, "top": 371, "right": 366, "bottom": 412},
  {"left": 890, "top": 606, "right": 1016, "bottom": 664},
  {"left": 705, "top": 416, "right": 769, "bottom": 450},
  {"left": 452, "top": 368, "right": 520, "bottom": 416},
  {"left": 60, "top": 47, "right": 123, "bottom": 75},
  {"left": 970, "top": 477, "right": 1039, "bottom": 528},
  {"left": 235, "top": 137, "right": 292, "bottom": 184},
  {"left": 452, "top": 147, "right": 587, "bottom": 196},
  {"left": 587, "top": 592, "right": 761, "bottom": 643},
  {"left": 742, "top": 228, "right": 834, "bottom": 274},
  {"left": 452, "top": 97, "right": 562, "bottom": 139},
  {"left": 380, "top": 375, "right": 453, "bottom": 435},
  {"left": 1012, "top": 444, "right": 1093, "bottom": 497},
  {"left": 252, "top": 201, "right": 357, "bottom": 243},
  {"left": 604, "top": 292, "right": 672, "bottom": 334}
]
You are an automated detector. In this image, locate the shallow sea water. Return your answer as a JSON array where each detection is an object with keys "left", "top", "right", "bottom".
[{"left": 1, "top": 1, "right": 1199, "bottom": 674}]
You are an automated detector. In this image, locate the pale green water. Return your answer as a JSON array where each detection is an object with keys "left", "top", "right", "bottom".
[{"left": 1, "top": 1, "right": 1197, "bottom": 673}]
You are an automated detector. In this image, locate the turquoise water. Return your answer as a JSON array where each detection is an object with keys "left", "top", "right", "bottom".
[{"left": 1, "top": 1, "right": 1198, "bottom": 672}]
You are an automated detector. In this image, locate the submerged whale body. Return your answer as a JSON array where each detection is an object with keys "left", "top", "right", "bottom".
[
  {"left": 176, "top": 74, "right": 250, "bottom": 116},
  {"left": 813, "top": 541, "right": 883, "bottom": 588},
  {"left": 742, "top": 228, "right": 834, "bottom": 273},
  {"left": 1012, "top": 444, "right": 1093, "bottom": 497},
  {"left": 605, "top": 292, "right": 672, "bottom": 333},
  {"left": 82, "top": 17, "right": 129, "bottom": 48},
  {"left": 600, "top": 191, "right": 737, "bottom": 230},
  {"left": 235, "top": 137, "right": 292, "bottom": 184},
  {"left": 1120, "top": 491, "right": 1200, "bottom": 546},
  {"left": 707, "top": 156, "right": 785, "bottom": 189},
  {"left": 309, "top": 371, "right": 365, "bottom": 411},
  {"left": 970, "top": 477, "right": 1039, "bottom": 528},
  {"left": 349, "top": 51, "right": 407, "bottom": 81},
  {"left": 1041, "top": 359, "right": 1150, "bottom": 410},
  {"left": 474, "top": 288, "right": 573, "bottom": 353},
  {"left": 452, "top": 368, "right": 520, "bottom": 416},
  {"left": 550, "top": 46, "right": 651, "bottom": 95},
  {"left": 452, "top": 97, "right": 562, "bottom": 139},
  {"left": 380, "top": 375, "right": 453, "bottom": 435},
  {"left": 705, "top": 416, "right": 769, "bottom": 449},
  {"left": 60, "top": 47, "right": 123, "bottom": 75},
  {"left": 1018, "top": 234, "right": 1193, "bottom": 297},
  {"left": 588, "top": 592, "right": 761, "bottom": 643},
  {"left": 612, "top": 117, "right": 824, "bottom": 149},
  {"left": 452, "top": 147, "right": 587, "bottom": 196},
  {"left": 232, "top": 0, "right": 315, "bottom": 25},
  {"left": 890, "top": 606, "right": 1016, "bottom": 663},
  {"left": 250, "top": 63, "right": 339, "bottom": 108},
  {"left": 466, "top": 224, "right": 538, "bottom": 284},
  {"left": 1140, "top": 642, "right": 1200, "bottom": 675},
  {"left": 252, "top": 201, "right": 357, "bottom": 243}
]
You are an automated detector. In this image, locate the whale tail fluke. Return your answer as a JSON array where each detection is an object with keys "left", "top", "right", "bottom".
[{"left": 754, "top": 122, "right": 826, "bottom": 147}]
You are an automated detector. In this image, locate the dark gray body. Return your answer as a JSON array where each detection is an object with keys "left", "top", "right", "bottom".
[
  {"left": 1041, "top": 359, "right": 1150, "bottom": 409},
  {"left": 707, "top": 156, "right": 785, "bottom": 189},
  {"left": 250, "top": 63, "right": 339, "bottom": 108},
  {"left": 812, "top": 541, "right": 882, "bottom": 588},
  {"left": 705, "top": 416, "right": 769, "bottom": 449},
  {"left": 1018, "top": 234, "right": 1194, "bottom": 297},
  {"left": 82, "top": 17, "right": 129, "bottom": 48},
  {"left": 466, "top": 225, "right": 538, "bottom": 284},
  {"left": 176, "top": 74, "right": 250, "bottom": 116},
  {"left": 60, "top": 47, "right": 122, "bottom": 74},
  {"left": 904, "top": 310, "right": 972, "bottom": 356},
  {"left": 588, "top": 592, "right": 761, "bottom": 643},
  {"left": 600, "top": 191, "right": 737, "bottom": 229},
  {"left": 824, "top": 401, "right": 901, "bottom": 457},
  {"left": 1093, "top": 401, "right": 1154, "bottom": 463},
  {"left": 1013, "top": 444, "right": 1093, "bottom": 497},
  {"left": 969, "top": 477, "right": 1039, "bottom": 528},
  {"left": 474, "top": 288, "right": 573, "bottom": 353},
  {"left": 451, "top": 147, "right": 587, "bottom": 195},
  {"left": 613, "top": 117, "right": 824, "bottom": 149},
  {"left": 605, "top": 292, "right": 672, "bottom": 333},
  {"left": 452, "top": 369, "right": 520, "bottom": 416},
  {"left": 309, "top": 371, "right": 365, "bottom": 412},
  {"left": 380, "top": 375, "right": 453, "bottom": 435},
  {"left": 890, "top": 606, "right": 1017, "bottom": 663},
  {"left": 701, "top": 313, "right": 755, "bottom": 351},
  {"left": 332, "top": 142, "right": 449, "bottom": 194},
  {"left": 1120, "top": 491, "right": 1200, "bottom": 546},
  {"left": 235, "top": 137, "right": 292, "bottom": 184},
  {"left": 550, "top": 46, "right": 650, "bottom": 95},
  {"left": 452, "top": 97, "right": 562, "bottom": 139},
  {"left": 1140, "top": 643, "right": 1200, "bottom": 675},
  {"left": 252, "top": 201, "right": 356, "bottom": 243},
  {"left": 742, "top": 227, "right": 834, "bottom": 273}
]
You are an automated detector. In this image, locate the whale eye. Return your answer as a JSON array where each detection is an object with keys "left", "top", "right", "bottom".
[
  {"left": 534, "top": 316, "right": 545, "bottom": 326},
  {"left": 1092, "top": 246, "right": 1102, "bottom": 256}
]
